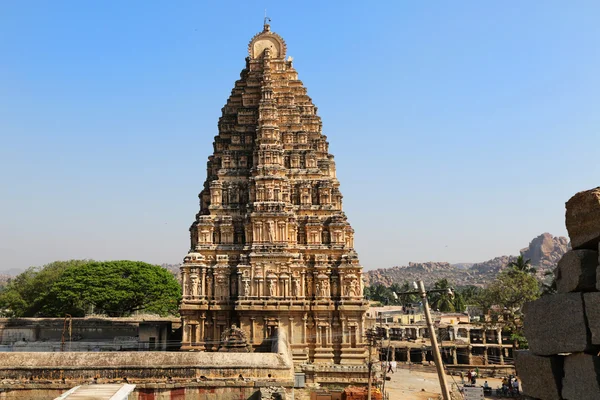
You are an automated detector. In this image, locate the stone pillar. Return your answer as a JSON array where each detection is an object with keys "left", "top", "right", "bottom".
[
  {"left": 497, "top": 329, "right": 502, "bottom": 345},
  {"left": 212, "top": 316, "right": 217, "bottom": 346},
  {"left": 421, "top": 349, "right": 426, "bottom": 364},
  {"left": 484, "top": 346, "right": 488, "bottom": 365},
  {"left": 406, "top": 348, "right": 411, "bottom": 364},
  {"left": 391, "top": 346, "right": 396, "bottom": 361},
  {"left": 500, "top": 347, "right": 505, "bottom": 365},
  {"left": 250, "top": 317, "right": 255, "bottom": 344},
  {"left": 468, "top": 345, "right": 473, "bottom": 365},
  {"left": 483, "top": 329, "right": 487, "bottom": 344},
  {"left": 289, "top": 317, "right": 294, "bottom": 344},
  {"left": 341, "top": 319, "right": 347, "bottom": 344},
  {"left": 200, "top": 315, "right": 206, "bottom": 342},
  {"left": 300, "top": 272, "right": 306, "bottom": 298},
  {"left": 303, "top": 315, "right": 308, "bottom": 344},
  {"left": 195, "top": 324, "right": 201, "bottom": 345},
  {"left": 182, "top": 268, "right": 188, "bottom": 297},
  {"left": 264, "top": 317, "right": 269, "bottom": 339},
  {"left": 452, "top": 348, "right": 458, "bottom": 365},
  {"left": 200, "top": 267, "right": 206, "bottom": 297},
  {"left": 182, "top": 320, "right": 189, "bottom": 344}
]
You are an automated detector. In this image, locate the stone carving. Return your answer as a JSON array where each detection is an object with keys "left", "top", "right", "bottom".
[
  {"left": 268, "top": 280, "right": 276, "bottom": 297},
  {"left": 190, "top": 274, "right": 199, "bottom": 297},
  {"left": 267, "top": 220, "right": 275, "bottom": 241},
  {"left": 218, "top": 324, "right": 250, "bottom": 352},
  {"left": 179, "top": 23, "right": 368, "bottom": 366}
]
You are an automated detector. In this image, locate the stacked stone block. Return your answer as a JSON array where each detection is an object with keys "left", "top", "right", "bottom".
[{"left": 516, "top": 187, "right": 600, "bottom": 400}]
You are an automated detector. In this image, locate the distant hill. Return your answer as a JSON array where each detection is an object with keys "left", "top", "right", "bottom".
[{"left": 364, "top": 233, "right": 569, "bottom": 288}]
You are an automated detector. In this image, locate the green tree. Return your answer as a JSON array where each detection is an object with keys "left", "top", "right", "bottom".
[
  {"left": 476, "top": 269, "right": 540, "bottom": 349},
  {"left": 0, "top": 260, "right": 90, "bottom": 317},
  {"left": 429, "top": 279, "right": 456, "bottom": 312},
  {"left": 456, "top": 285, "right": 482, "bottom": 305},
  {"left": 508, "top": 255, "right": 536, "bottom": 275},
  {"left": 46, "top": 261, "right": 181, "bottom": 317},
  {"left": 365, "top": 283, "right": 394, "bottom": 305},
  {"left": 393, "top": 282, "right": 420, "bottom": 306}
]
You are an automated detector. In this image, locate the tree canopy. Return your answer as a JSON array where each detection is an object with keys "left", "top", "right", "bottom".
[
  {"left": 0, "top": 260, "right": 90, "bottom": 317},
  {"left": 0, "top": 260, "right": 181, "bottom": 317},
  {"left": 508, "top": 255, "right": 536, "bottom": 275},
  {"left": 475, "top": 269, "right": 540, "bottom": 348}
]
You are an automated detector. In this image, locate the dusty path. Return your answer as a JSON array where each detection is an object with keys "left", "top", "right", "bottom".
[{"left": 382, "top": 366, "right": 505, "bottom": 400}]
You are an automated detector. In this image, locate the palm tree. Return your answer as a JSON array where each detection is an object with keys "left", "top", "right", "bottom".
[
  {"left": 430, "top": 279, "right": 456, "bottom": 312},
  {"left": 508, "top": 255, "right": 536, "bottom": 275}
]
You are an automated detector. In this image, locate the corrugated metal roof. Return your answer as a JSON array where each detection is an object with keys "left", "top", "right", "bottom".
[{"left": 55, "top": 384, "right": 136, "bottom": 400}]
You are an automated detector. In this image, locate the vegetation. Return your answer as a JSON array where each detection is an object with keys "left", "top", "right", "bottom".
[
  {"left": 474, "top": 269, "right": 541, "bottom": 349},
  {"left": 508, "top": 255, "right": 536, "bottom": 275},
  {"left": 0, "top": 260, "right": 90, "bottom": 317},
  {"left": 365, "top": 279, "right": 474, "bottom": 312},
  {"left": 0, "top": 260, "right": 181, "bottom": 317}
]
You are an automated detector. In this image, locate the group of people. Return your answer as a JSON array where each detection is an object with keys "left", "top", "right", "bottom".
[
  {"left": 460, "top": 368, "right": 478, "bottom": 385},
  {"left": 500, "top": 375, "right": 520, "bottom": 396}
]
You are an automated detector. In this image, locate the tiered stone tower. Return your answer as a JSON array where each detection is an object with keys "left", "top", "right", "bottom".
[{"left": 180, "top": 23, "right": 368, "bottom": 366}]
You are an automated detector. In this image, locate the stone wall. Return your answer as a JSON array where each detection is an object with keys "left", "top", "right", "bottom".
[
  {"left": 0, "top": 317, "right": 179, "bottom": 352},
  {"left": 0, "top": 383, "right": 297, "bottom": 400},
  {"left": 516, "top": 187, "right": 600, "bottom": 400},
  {"left": 0, "top": 351, "right": 292, "bottom": 382}
]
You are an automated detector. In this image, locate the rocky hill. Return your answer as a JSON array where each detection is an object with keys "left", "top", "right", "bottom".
[{"left": 365, "top": 233, "right": 569, "bottom": 288}]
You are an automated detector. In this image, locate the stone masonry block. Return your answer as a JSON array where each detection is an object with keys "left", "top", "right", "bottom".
[
  {"left": 562, "top": 353, "right": 600, "bottom": 400},
  {"left": 524, "top": 293, "right": 589, "bottom": 355},
  {"left": 566, "top": 187, "right": 600, "bottom": 250},
  {"left": 583, "top": 292, "right": 600, "bottom": 345},
  {"left": 515, "top": 350, "right": 563, "bottom": 400},
  {"left": 555, "top": 249, "right": 598, "bottom": 293}
]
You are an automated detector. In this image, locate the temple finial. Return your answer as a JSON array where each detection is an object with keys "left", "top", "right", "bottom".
[{"left": 264, "top": 10, "right": 271, "bottom": 32}]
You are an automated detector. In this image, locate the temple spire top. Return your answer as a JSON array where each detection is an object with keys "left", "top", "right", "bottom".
[{"left": 263, "top": 10, "right": 271, "bottom": 32}]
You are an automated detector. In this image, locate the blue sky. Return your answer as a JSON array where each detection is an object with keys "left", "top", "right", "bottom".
[{"left": 1, "top": 1, "right": 599, "bottom": 272}]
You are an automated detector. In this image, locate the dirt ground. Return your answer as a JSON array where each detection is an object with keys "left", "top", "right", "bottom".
[{"left": 382, "top": 365, "right": 506, "bottom": 400}]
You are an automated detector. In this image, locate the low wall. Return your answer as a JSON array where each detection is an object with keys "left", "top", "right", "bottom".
[
  {"left": 0, "top": 382, "right": 297, "bottom": 400},
  {"left": 0, "top": 351, "right": 293, "bottom": 382}
]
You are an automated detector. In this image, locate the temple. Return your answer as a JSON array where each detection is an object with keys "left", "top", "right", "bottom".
[{"left": 179, "top": 23, "right": 368, "bottom": 367}]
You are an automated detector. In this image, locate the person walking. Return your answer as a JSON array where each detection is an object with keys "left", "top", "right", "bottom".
[{"left": 512, "top": 378, "right": 520, "bottom": 394}]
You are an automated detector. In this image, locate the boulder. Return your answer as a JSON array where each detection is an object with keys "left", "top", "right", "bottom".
[
  {"left": 562, "top": 353, "right": 600, "bottom": 400},
  {"left": 583, "top": 292, "right": 600, "bottom": 345},
  {"left": 515, "top": 350, "right": 563, "bottom": 400},
  {"left": 555, "top": 249, "right": 598, "bottom": 293},
  {"left": 523, "top": 293, "right": 590, "bottom": 355},
  {"left": 565, "top": 187, "right": 600, "bottom": 250}
]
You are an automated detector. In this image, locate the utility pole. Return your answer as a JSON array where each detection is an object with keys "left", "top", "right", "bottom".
[
  {"left": 417, "top": 280, "right": 451, "bottom": 400},
  {"left": 365, "top": 328, "right": 380, "bottom": 400},
  {"left": 381, "top": 337, "right": 392, "bottom": 396}
]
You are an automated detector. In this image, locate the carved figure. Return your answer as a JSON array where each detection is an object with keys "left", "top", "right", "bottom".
[
  {"left": 349, "top": 280, "right": 358, "bottom": 297},
  {"left": 268, "top": 280, "right": 276, "bottom": 297},
  {"left": 321, "top": 280, "right": 329, "bottom": 297},
  {"left": 267, "top": 220, "right": 275, "bottom": 241},
  {"left": 190, "top": 274, "right": 199, "bottom": 297},
  {"left": 244, "top": 280, "right": 250, "bottom": 297},
  {"left": 294, "top": 279, "right": 301, "bottom": 297}
]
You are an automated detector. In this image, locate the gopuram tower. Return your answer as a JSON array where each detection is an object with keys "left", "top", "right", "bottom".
[{"left": 180, "top": 23, "right": 368, "bottom": 367}]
